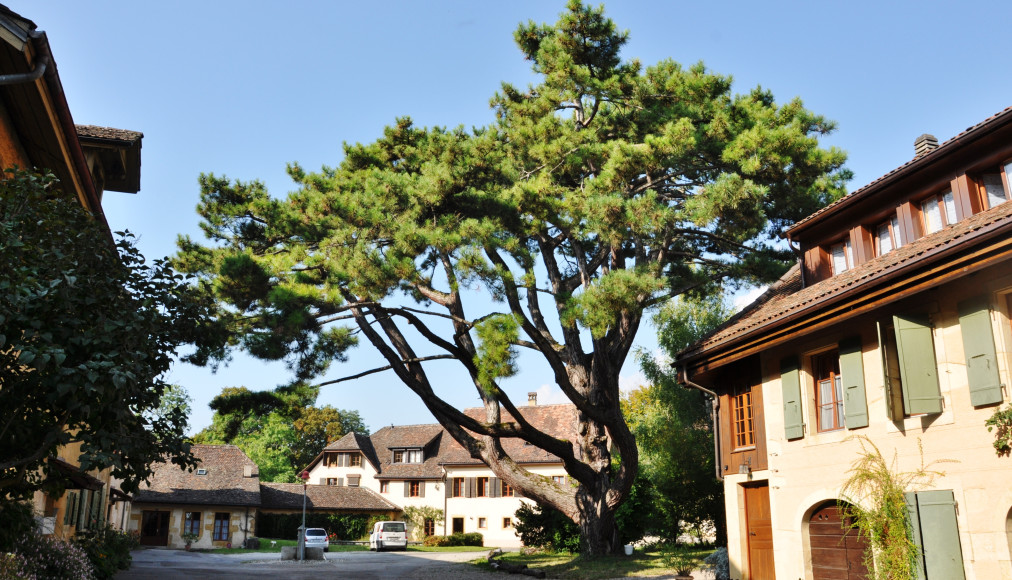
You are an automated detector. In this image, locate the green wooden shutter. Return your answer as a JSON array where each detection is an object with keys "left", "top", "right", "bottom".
[
  {"left": 958, "top": 295, "right": 1003, "bottom": 406},
  {"left": 780, "top": 356, "right": 804, "bottom": 440},
  {"left": 905, "top": 492, "right": 926, "bottom": 580},
  {"left": 914, "top": 490, "right": 967, "bottom": 580},
  {"left": 840, "top": 336, "right": 868, "bottom": 429},
  {"left": 894, "top": 313, "right": 942, "bottom": 414},
  {"left": 878, "top": 322, "right": 900, "bottom": 421}
]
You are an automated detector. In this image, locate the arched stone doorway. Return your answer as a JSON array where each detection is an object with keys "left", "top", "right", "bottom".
[{"left": 808, "top": 500, "right": 869, "bottom": 580}]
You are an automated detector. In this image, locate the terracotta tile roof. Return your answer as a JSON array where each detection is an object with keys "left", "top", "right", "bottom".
[
  {"left": 788, "top": 106, "right": 1012, "bottom": 235},
  {"left": 370, "top": 425, "right": 445, "bottom": 480},
  {"left": 259, "top": 482, "right": 398, "bottom": 512},
  {"left": 683, "top": 200, "right": 1012, "bottom": 360},
  {"left": 132, "top": 444, "right": 261, "bottom": 507},
  {"left": 75, "top": 125, "right": 143, "bottom": 143},
  {"left": 438, "top": 404, "right": 580, "bottom": 465}
]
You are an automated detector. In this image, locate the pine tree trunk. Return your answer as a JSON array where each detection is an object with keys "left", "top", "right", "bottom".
[{"left": 576, "top": 486, "right": 621, "bottom": 555}]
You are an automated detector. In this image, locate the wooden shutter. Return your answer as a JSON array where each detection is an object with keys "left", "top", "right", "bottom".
[
  {"left": 894, "top": 313, "right": 942, "bottom": 414},
  {"left": 337, "top": 477, "right": 343, "bottom": 486},
  {"left": 905, "top": 492, "right": 926, "bottom": 580},
  {"left": 445, "top": 478, "right": 452, "bottom": 498},
  {"left": 490, "top": 478, "right": 501, "bottom": 498},
  {"left": 780, "top": 356, "right": 804, "bottom": 440},
  {"left": 403, "top": 481, "right": 410, "bottom": 497},
  {"left": 839, "top": 337, "right": 868, "bottom": 429},
  {"left": 418, "top": 482, "right": 425, "bottom": 497},
  {"left": 466, "top": 477, "right": 476, "bottom": 498},
  {"left": 958, "top": 295, "right": 1003, "bottom": 406},
  {"left": 910, "top": 490, "right": 967, "bottom": 580},
  {"left": 318, "top": 477, "right": 327, "bottom": 485}
]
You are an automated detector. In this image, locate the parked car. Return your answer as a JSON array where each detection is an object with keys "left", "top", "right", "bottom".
[
  {"left": 304, "top": 527, "right": 329, "bottom": 552},
  {"left": 369, "top": 521, "right": 407, "bottom": 551}
]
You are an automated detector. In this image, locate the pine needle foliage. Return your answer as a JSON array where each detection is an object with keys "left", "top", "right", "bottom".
[{"left": 838, "top": 436, "right": 952, "bottom": 580}]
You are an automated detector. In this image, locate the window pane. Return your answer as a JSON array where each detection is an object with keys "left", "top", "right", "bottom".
[
  {"left": 877, "top": 223, "right": 893, "bottom": 255},
  {"left": 984, "top": 173, "right": 1007, "bottom": 208},
  {"left": 891, "top": 215, "right": 903, "bottom": 247},
  {"left": 922, "top": 198, "right": 942, "bottom": 233},
  {"left": 942, "top": 190, "right": 957, "bottom": 225},
  {"left": 831, "top": 243, "right": 849, "bottom": 274}
]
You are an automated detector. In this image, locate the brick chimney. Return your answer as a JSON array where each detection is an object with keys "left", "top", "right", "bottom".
[
  {"left": 914, "top": 133, "right": 938, "bottom": 157},
  {"left": 528, "top": 392, "right": 537, "bottom": 406}
]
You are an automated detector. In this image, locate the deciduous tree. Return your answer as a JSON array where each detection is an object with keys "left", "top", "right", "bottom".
[
  {"left": 175, "top": 1, "right": 848, "bottom": 553},
  {"left": 0, "top": 170, "right": 200, "bottom": 498}
]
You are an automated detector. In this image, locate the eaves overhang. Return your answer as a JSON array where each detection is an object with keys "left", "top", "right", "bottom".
[{"left": 678, "top": 202, "right": 1012, "bottom": 377}]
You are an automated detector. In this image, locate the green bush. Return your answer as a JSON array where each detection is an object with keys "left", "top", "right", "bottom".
[
  {"left": 74, "top": 524, "right": 139, "bottom": 579},
  {"left": 422, "top": 532, "right": 483, "bottom": 547},
  {"left": 513, "top": 503, "right": 580, "bottom": 553},
  {"left": 256, "top": 512, "right": 376, "bottom": 541}
]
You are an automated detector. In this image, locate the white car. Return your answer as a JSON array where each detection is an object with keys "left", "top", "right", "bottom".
[
  {"left": 304, "top": 527, "right": 330, "bottom": 552},
  {"left": 369, "top": 521, "right": 407, "bottom": 551}
]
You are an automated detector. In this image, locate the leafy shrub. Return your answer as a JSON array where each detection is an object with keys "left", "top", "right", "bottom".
[
  {"left": 702, "top": 547, "right": 729, "bottom": 580},
  {"left": 13, "top": 533, "right": 94, "bottom": 580},
  {"left": 74, "top": 524, "right": 138, "bottom": 579},
  {"left": 661, "top": 543, "right": 700, "bottom": 575},
  {"left": 421, "top": 532, "right": 483, "bottom": 547},
  {"left": 256, "top": 512, "right": 374, "bottom": 541},
  {"left": 0, "top": 501, "right": 36, "bottom": 553},
  {"left": 513, "top": 503, "right": 580, "bottom": 553}
]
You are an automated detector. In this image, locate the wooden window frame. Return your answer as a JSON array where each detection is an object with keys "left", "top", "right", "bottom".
[
  {"left": 476, "top": 477, "right": 489, "bottom": 497},
  {"left": 380, "top": 480, "right": 389, "bottom": 493},
  {"left": 919, "top": 189, "right": 957, "bottom": 235},
  {"left": 981, "top": 163, "right": 1012, "bottom": 209},
  {"left": 829, "top": 239, "right": 852, "bottom": 275},
  {"left": 409, "top": 481, "right": 422, "bottom": 497},
  {"left": 552, "top": 475, "right": 566, "bottom": 485},
  {"left": 349, "top": 453, "right": 362, "bottom": 467},
  {"left": 732, "top": 386, "right": 756, "bottom": 449},
  {"left": 326, "top": 477, "right": 338, "bottom": 486},
  {"left": 875, "top": 215, "right": 902, "bottom": 256},
  {"left": 502, "top": 517, "right": 512, "bottom": 529},
  {"left": 212, "top": 512, "right": 230, "bottom": 541},
  {"left": 500, "top": 480, "right": 514, "bottom": 497},
  {"left": 183, "top": 511, "right": 201, "bottom": 536},
  {"left": 812, "top": 350, "right": 844, "bottom": 432},
  {"left": 452, "top": 477, "right": 464, "bottom": 498},
  {"left": 423, "top": 518, "right": 435, "bottom": 536},
  {"left": 478, "top": 517, "right": 487, "bottom": 529}
]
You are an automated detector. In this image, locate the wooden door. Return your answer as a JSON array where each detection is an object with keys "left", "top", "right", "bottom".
[
  {"left": 809, "top": 502, "right": 869, "bottom": 580},
  {"left": 140, "top": 510, "right": 169, "bottom": 546},
  {"left": 744, "top": 483, "right": 775, "bottom": 580}
]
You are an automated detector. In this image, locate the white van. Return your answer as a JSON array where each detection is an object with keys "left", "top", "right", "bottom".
[{"left": 369, "top": 520, "right": 407, "bottom": 551}]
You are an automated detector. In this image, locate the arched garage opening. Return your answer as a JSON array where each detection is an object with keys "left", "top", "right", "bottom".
[{"left": 808, "top": 500, "right": 869, "bottom": 580}]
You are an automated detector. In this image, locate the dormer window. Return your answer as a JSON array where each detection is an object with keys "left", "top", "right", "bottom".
[
  {"left": 393, "top": 449, "right": 423, "bottom": 463},
  {"left": 875, "top": 215, "right": 902, "bottom": 256},
  {"left": 982, "top": 165, "right": 1011, "bottom": 209},
  {"left": 920, "top": 190, "right": 956, "bottom": 234},
  {"left": 830, "top": 239, "right": 852, "bottom": 275}
]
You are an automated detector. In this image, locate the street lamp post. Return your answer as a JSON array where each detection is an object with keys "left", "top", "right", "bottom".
[{"left": 298, "top": 469, "right": 309, "bottom": 560}]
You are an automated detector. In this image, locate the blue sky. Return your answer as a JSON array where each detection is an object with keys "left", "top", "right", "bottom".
[{"left": 22, "top": 1, "right": 1012, "bottom": 435}]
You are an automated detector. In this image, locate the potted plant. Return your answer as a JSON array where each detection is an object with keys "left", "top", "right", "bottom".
[
  {"left": 181, "top": 532, "right": 199, "bottom": 551},
  {"left": 663, "top": 544, "right": 700, "bottom": 580}
]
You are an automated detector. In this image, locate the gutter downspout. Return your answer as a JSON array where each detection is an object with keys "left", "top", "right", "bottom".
[{"left": 679, "top": 365, "right": 723, "bottom": 482}]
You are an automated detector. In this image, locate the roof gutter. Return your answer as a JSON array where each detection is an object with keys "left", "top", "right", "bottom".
[{"left": 678, "top": 365, "right": 722, "bottom": 482}]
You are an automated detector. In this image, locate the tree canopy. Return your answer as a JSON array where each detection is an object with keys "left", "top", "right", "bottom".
[
  {"left": 0, "top": 169, "right": 201, "bottom": 498},
  {"left": 193, "top": 384, "right": 367, "bottom": 481},
  {"left": 175, "top": 1, "right": 848, "bottom": 553}
]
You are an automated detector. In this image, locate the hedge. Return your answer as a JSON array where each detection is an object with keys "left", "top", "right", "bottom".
[{"left": 256, "top": 512, "right": 387, "bottom": 541}]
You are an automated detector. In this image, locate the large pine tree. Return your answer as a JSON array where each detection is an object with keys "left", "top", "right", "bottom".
[{"left": 175, "top": 1, "right": 848, "bottom": 553}]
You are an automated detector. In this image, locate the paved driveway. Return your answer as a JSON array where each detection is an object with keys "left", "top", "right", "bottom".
[{"left": 115, "top": 548, "right": 501, "bottom": 579}]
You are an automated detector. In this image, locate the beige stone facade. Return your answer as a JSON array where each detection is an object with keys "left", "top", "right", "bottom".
[{"left": 678, "top": 107, "right": 1012, "bottom": 579}]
